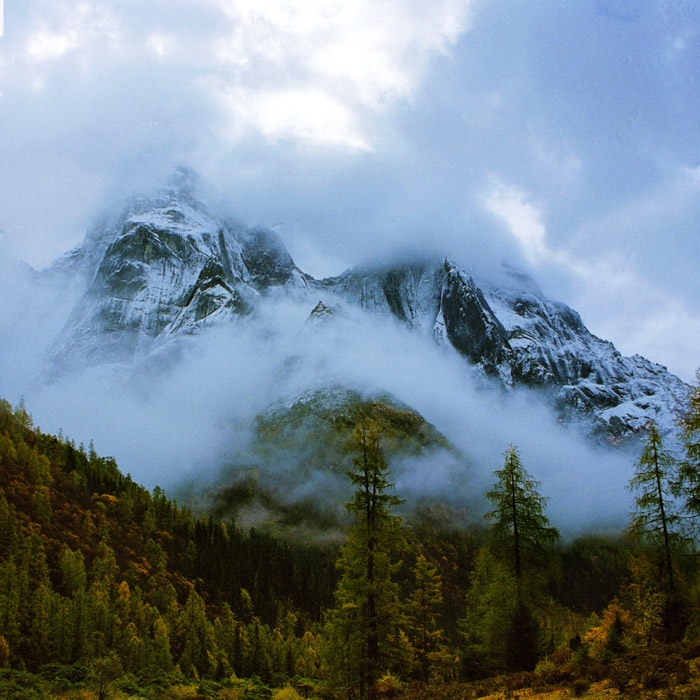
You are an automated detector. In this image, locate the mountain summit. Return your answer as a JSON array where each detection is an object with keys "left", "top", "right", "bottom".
[
  {"left": 44, "top": 172, "right": 688, "bottom": 438},
  {"left": 48, "top": 173, "right": 308, "bottom": 369}
]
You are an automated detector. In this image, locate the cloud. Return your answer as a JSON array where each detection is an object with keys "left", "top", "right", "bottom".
[
  {"left": 23, "top": 3, "right": 121, "bottom": 62},
  {"left": 11, "top": 0, "right": 471, "bottom": 148},
  {"left": 216, "top": 85, "right": 371, "bottom": 150},
  {"left": 0, "top": 0, "right": 699, "bottom": 477},
  {"left": 484, "top": 180, "right": 547, "bottom": 264},
  {"left": 0, "top": 0, "right": 472, "bottom": 268},
  {"left": 0, "top": 285, "right": 635, "bottom": 536}
]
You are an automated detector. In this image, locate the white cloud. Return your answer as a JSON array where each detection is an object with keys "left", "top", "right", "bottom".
[
  {"left": 484, "top": 180, "right": 547, "bottom": 263},
  {"left": 205, "top": 0, "right": 471, "bottom": 149},
  {"left": 0, "top": 0, "right": 473, "bottom": 267},
  {"left": 145, "top": 32, "right": 176, "bottom": 60},
  {"left": 216, "top": 84, "right": 371, "bottom": 150},
  {"left": 26, "top": 26, "right": 78, "bottom": 61},
  {"left": 24, "top": 3, "right": 121, "bottom": 63},
  {"left": 12, "top": 0, "right": 471, "bottom": 150},
  {"left": 482, "top": 176, "right": 700, "bottom": 382}
]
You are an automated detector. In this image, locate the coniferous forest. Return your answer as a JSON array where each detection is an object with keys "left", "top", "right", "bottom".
[{"left": 3, "top": 382, "right": 700, "bottom": 700}]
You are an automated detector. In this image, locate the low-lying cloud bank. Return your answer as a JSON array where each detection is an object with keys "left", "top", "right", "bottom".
[{"left": 0, "top": 267, "right": 635, "bottom": 538}]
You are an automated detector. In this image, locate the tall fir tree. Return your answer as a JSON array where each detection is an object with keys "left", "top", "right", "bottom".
[
  {"left": 628, "top": 421, "right": 682, "bottom": 592},
  {"left": 407, "top": 552, "right": 450, "bottom": 681},
  {"left": 324, "top": 420, "right": 406, "bottom": 700},
  {"left": 459, "top": 547, "right": 519, "bottom": 678},
  {"left": 629, "top": 421, "right": 686, "bottom": 639},
  {"left": 482, "top": 445, "right": 559, "bottom": 671},
  {"left": 485, "top": 445, "right": 559, "bottom": 587},
  {"left": 678, "top": 370, "right": 700, "bottom": 524}
]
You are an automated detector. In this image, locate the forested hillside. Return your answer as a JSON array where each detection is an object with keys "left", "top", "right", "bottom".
[
  {"left": 0, "top": 397, "right": 339, "bottom": 696},
  {"left": 2, "top": 392, "right": 700, "bottom": 699}
]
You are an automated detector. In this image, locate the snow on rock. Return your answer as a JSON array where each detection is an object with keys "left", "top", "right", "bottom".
[
  {"left": 320, "top": 258, "right": 688, "bottom": 437},
  {"left": 47, "top": 170, "right": 303, "bottom": 369},
  {"left": 43, "top": 171, "right": 689, "bottom": 439}
]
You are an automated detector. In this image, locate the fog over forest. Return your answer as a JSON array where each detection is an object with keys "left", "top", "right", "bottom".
[
  {"left": 2, "top": 1, "right": 699, "bottom": 542},
  {"left": 0, "top": 235, "right": 635, "bottom": 538}
]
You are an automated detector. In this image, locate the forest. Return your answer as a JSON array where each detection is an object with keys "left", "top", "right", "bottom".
[{"left": 1, "top": 382, "right": 700, "bottom": 700}]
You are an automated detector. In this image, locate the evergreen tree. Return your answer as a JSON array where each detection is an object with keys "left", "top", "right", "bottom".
[
  {"left": 482, "top": 445, "right": 558, "bottom": 671},
  {"left": 212, "top": 603, "right": 237, "bottom": 677},
  {"left": 57, "top": 545, "right": 87, "bottom": 597},
  {"left": 325, "top": 420, "right": 405, "bottom": 700},
  {"left": 678, "top": 370, "right": 700, "bottom": 524},
  {"left": 0, "top": 635, "right": 9, "bottom": 668},
  {"left": 406, "top": 552, "right": 448, "bottom": 681},
  {"left": 177, "top": 589, "right": 211, "bottom": 677},
  {"left": 485, "top": 445, "right": 559, "bottom": 587},
  {"left": 459, "top": 547, "right": 518, "bottom": 678},
  {"left": 629, "top": 421, "right": 686, "bottom": 639},
  {"left": 628, "top": 421, "right": 682, "bottom": 592}
]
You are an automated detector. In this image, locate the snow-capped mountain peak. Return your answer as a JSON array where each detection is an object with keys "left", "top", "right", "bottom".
[{"left": 43, "top": 174, "right": 689, "bottom": 438}]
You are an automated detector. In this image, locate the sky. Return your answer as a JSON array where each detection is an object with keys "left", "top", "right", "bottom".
[{"left": 0, "top": 0, "right": 699, "bottom": 385}]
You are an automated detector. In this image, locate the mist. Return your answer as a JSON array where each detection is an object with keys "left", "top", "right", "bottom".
[
  {"left": 2, "top": 2, "right": 700, "bottom": 383},
  {"left": 0, "top": 258, "right": 636, "bottom": 539}
]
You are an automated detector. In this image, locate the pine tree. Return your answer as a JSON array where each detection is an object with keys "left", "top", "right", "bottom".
[
  {"left": 629, "top": 421, "right": 686, "bottom": 639},
  {"left": 151, "top": 616, "right": 173, "bottom": 673},
  {"left": 28, "top": 583, "right": 54, "bottom": 668},
  {"left": 13, "top": 397, "right": 32, "bottom": 430},
  {"left": 678, "top": 370, "right": 700, "bottom": 524},
  {"left": 0, "top": 635, "right": 9, "bottom": 668},
  {"left": 325, "top": 420, "right": 406, "bottom": 700},
  {"left": 212, "top": 603, "right": 237, "bottom": 677},
  {"left": 485, "top": 445, "right": 559, "bottom": 587},
  {"left": 628, "top": 421, "right": 682, "bottom": 593},
  {"left": 57, "top": 545, "right": 87, "bottom": 597},
  {"left": 0, "top": 558, "right": 22, "bottom": 658},
  {"left": 482, "top": 445, "right": 559, "bottom": 671},
  {"left": 178, "top": 589, "right": 211, "bottom": 677},
  {"left": 406, "top": 552, "right": 448, "bottom": 681}
]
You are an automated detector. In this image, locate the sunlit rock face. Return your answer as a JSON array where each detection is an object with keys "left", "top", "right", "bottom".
[{"left": 45, "top": 170, "right": 688, "bottom": 438}]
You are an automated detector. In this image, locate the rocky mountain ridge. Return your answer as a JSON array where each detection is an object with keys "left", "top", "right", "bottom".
[
  {"left": 43, "top": 172, "right": 689, "bottom": 438},
  {"left": 47, "top": 170, "right": 309, "bottom": 369}
]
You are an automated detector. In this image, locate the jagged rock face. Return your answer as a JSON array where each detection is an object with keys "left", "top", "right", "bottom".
[
  {"left": 307, "top": 300, "right": 334, "bottom": 323},
  {"left": 48, "top": 175, "right": 304, "bottom": 368},
  {"left": 44, "top": 172, "right": 689, "bottom": 437},
  {"left": 237, "top": 226, "right": 304, "bottom": 288},
  {"left": 319, "top": 260, "right": 442, "bottom": 334},
  {"left": 319, "top": 260, "right": 514, "bottom": 379},
  {"left": 478, "top": 281, "right": 688, "bottom": 435},
  {"left": 320, "top": 260, "right": 688, "bottom": 436},
  {"left": 440, "top": 263, "right": 513, "bottom": 380}
]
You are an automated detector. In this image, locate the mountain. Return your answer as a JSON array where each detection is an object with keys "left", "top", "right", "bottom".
[
  {"left": 42, "top": 170, "right": 688, "bottom": 438},
  {"left": 200, "top": 386, "right": 461, "bottom": 531},
  {"left": 254, "top": 387, "right": 455, "bottom": 474},
  {"left": 47, "top": 168, "right": 309, "bottom": 370},
  {"left": 318, "top": 260, "right": 688, "bottom": 437}
]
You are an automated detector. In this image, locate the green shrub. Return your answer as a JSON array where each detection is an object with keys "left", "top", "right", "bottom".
[
  {"left": 271, "top": 686, "right": 303, "bottom": 700},
  {"left": 37, "top": 662, "right": 88, "bottom": 689},
  {"left": 374, "top": 671, "right": 403, "bottom": 698},
  {"left": 0, "top": 669, "right": 51, "bottom": 700}
]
